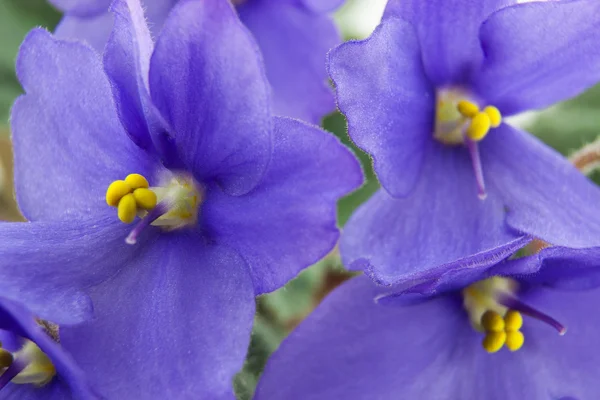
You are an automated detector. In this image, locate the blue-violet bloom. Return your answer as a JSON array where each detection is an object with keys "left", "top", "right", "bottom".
[
  {"left": 1, "top": 0, "right": 361, "bottom": 397},
  {"left": 49, "top": 0, "right": 344, "bottom": 123},
  {"left": 332, "top": 0, "right": 600, "bottom": 286}
]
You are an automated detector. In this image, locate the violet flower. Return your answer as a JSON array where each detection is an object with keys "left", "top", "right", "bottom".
[
  {"left": 1, "top": 0, "right": 361, "bottom": 397},
  {"left": 0, "top": 297, "right": 97, "bottom": 399},
  {"left": 49, "top": 0, "right": 343, "bottom": 123},
  {"left": 331, "top": 0, "right": 600, "bottom": 285},
  {"left": 254, "top": 248, "right": 600, "bottom": 399}
]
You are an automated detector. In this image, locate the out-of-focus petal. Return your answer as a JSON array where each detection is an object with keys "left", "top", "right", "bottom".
[
  {"left": 48, "top": 0, "right": 111, "bottom": 17},
  {"left": 54, "top": 13, "right": 113, "bottom": 53}
]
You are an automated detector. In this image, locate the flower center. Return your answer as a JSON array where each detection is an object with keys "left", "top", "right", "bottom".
[
  {"left": 462, "top": 277, "right": 566, "bottom": 353},
  {"left": 434, "top": 90, "right": 503, "bottom": 199},
  {"left": 106, "top": 172, "right": 203, "bottom": 244}
]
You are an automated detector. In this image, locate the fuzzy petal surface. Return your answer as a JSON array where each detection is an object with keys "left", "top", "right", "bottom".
[
  {"left": 328, "top": 18, "right": 434, "bottom": 198},
  {"left": 483, "top": 124, "right": 600, "bottom": 248},
  {"left": 60, "top": 235, "right": 254, "bottom": 399},
  {"left": 475, "top": 0, "right": 600, "bottom": 116},
  {"left": 255, "top": 276, "right": 600, "bottom": 399},
  {"left": 341, "top": 142, "right": 524, "bottom": 287},
  {"left": 11, "top": 29, "right": 153, "bottom": 222},
  {"left": 203, "top": 117, "right": 362, "bottom": 294},
  {"left": 384, "top": 0, "right": 512, "bottom": 85},
  {"left": 149, "top": 0, "right": 272, "bottom": 196},
  {"left": 238, "top": 0, "right": 338, "bottom": 123}
]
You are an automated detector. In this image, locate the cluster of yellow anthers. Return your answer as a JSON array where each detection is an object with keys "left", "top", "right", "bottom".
[
  {"left": 456, "top": 100, "right": 502, "bottom": 142},
  {"left": 106, "top": 174, "right": 157, "bottom": 224},
  {"left": 481, "top": 310, "right": 525, "bottom": 353}
]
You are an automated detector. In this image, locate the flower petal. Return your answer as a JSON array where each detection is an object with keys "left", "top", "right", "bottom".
[
  {"left": 48, "top": 0, "right": 111, "bottom": 17},
  {"left": 298, "top": 0, "right": 344, "bottom": 14},
  {"left": 328, "top": 18, "right": 434, "bottom": 198},
  {"left": 149, "top": 0, "right": 272, "bottom": 196},
  {"left": 0, "top": 217, "right": 140, "bottom": 324},
  {"left": 475, "top": 0, "right": 600, "bottom": 116},
  {"left": 54, "top": 13, "right": 114, "bottom": 53},
  {"left": 384, "top": 0, "right": 511, "bottom": 85},
  {"left": 237, "top": 0, "right": 338, "bottom": 123},
  {"left": 11, "top": 29, "right": 153, "bottom": 222},
  {"left": 203, "top": 117, "right": 363, "bottom": 294},
  {"left": 59, "top": 235, "right": 255, "bottom": 399},
  {"left": 482, "top": 124, "right": 600, "bottom": 248},
  {"left": 341, "top": 143, "right": 524, "bottom": 287}
]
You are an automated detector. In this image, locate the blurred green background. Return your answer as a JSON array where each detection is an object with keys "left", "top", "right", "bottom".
[{"left": 1, "top": 1, "right": 599, "bottom": 399}]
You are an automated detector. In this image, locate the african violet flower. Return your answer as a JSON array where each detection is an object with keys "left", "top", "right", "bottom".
[
  {"left": 254, "top": 247, "right": 600, "bottom": 399},
  {"left": 331, "top": 0, "right": 600, "bottom": 286},
  {"left": 0, "top": 297, "right": 97, "bottom": 399},
  {"left": 1, "top": 0, "right": 361, "bottom": 397},
  {"left": 49, "top": 0, "right": 343, "bottom": 123}
]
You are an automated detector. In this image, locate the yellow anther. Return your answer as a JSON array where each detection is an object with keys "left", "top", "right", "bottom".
[
  {"left": 125, "top": 174, "right": 149, "bottom": 190},
  {"left": 481, "top": 310, "right": 505, "bottom": 333},
  {"left": 457, "top": 100, "right": 479, "bottom": 118},
  {"left": 117, "top": 194, "right": 137, "bottom": 224},
  {"left": 106, "top": 180, "right": 132, "bottom": 207},
  {"left": 466, "top": 112, "right": 491, "bottom": 141},
  {"left": 482, "top": 331, "right": 506, "bottom": 353},
  {"left": 133, "top": 188, "right": 157, "bottom": 210},
  {"left": 505, "top": 330, "right": 525, "bottom": 352},
  {"left": 504, "top": 310, "right": 523, "bottom": 331},
  {"left": 484, "top": 106, "right": 502, "bottom": 128}
]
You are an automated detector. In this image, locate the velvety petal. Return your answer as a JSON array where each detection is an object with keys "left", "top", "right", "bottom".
[
  {"left": 341, "top": 142, "right": 524, "bottom": 287},
  {"left": 103, "top": 0, "right": 156, "bottom": 151},
  {"left": 483, "top": 124, "right": 600, "bottom": 248},
  {"left": 60, "top": 234, "right": 255, "bottom": 399},
  {"left": 203, "top": 117, "right": 362, "bottom": 294},
  {"left": 54, "top": 13, "right": 114, "bottom": 54},
  {"left": 12, "top": 29, "right": 153, "bottom": 222},
  {"left": 328, "top": 18, "right": 434, "bottom": 197},
  {"left": 474, "top": 0, "right": 600, "bottom": 116},
  {"left": 238, "top": 0, "right": 338, "bottom": 123},
  {"left": 0, "top": 299, "right": 96, "bottom": 399},
  {"left": 0, "top": 217, "right": 143, "bottom": 324},
  {"left": 150, "top": 0, "right": 272, "bottom": 196},
  {"left": 384, "top": 0, "right": 512, "bottom": 86},
  {"left": 48, "top": 0, "right": 111, "bottom": 17},
  {"left": 255, "top": 276, "right": 600, "bottom": 399}
]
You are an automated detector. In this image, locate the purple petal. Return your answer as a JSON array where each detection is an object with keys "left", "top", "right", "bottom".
[
  {"left": 149, "top": 0, "right": 273, "bottom": 196},
  {"left": 11, "top": 29, "right": 153, "bottom": 222},
  {"left": 60, "top": 235, "right": 254, "bottom": 399},
  {"left": 103, "top": 0, "right": 156, "bottom": 151},
  {"left": 297, "top": 0, "right": 344, "bottom": 13},
  {"left": 474, "top": 0, "right": 600, "bottom": 116},
  {"left": 483, "top": 124, "right": 600, "bottom": 248},
  {"left": 48, "top": 0, "right": 111, "bottom": 17},
  {"left": 256, "top": 276, "right": 600, "bottom": 399},
  {"left": 0, "top": 299, "right": 97, "bottom": 399},
  {"left": 54, "top": 13, "right": 114, "bottom": 54},
  {"left": 384, "top": 0, "right": 512, "bottom": 85},
  {"left": 341, "top": 142, "right": 524, "bottom": 287},
  {"left": 328, "top": 18, "right": 434, "bottom": 198},
  {"left": 0, "top": 217, "right": 140, "bottom": 324},
  {"left": 203, "top": 117, "right": 363, "bottom": 294},
  {"left": 237, "top": 0, "right": 338, "bottom": 123}
]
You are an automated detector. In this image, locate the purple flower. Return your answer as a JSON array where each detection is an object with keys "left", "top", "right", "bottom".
[
  {"left": 1, "top": 0, "right": 361, "bottom": 397},
  {"left": 331, "top": 0, "right": 600, "bottom": 286},
  {"left": 0, "top": 297, "right": 97, "bottom": 399},
  {"left": 254, "top": 249, "right": 600, "bottom": 399},
  {"left": 49, "top": 0, "right": 343, "bottom": 123}
]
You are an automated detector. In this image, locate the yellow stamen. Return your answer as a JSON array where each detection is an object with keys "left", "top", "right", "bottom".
[
  {"left": 466, "top": 112, "right": 491, "bottom": 141},
  {"left": 481, "top": 310, "right": 505, "bottom": 333},
  {"left": 482, "top": 331, "right": 506, "bottom": 353},
  {"left": 117, "top": 194, "right": 137, "bottom": 224},
  {"left": 457, "top": 100, "right": 479, "bottom": 118},
  {"left": 106, "top": 180, "right": 132, "bottom": 207},
  {"left": 484, "top": 106, "right": 502, "bottom": 128},
  {"left": 133, "top": 188, "right": 157, "bottom": 210},
  {"left": 125, "top": 173, "right": 149, "bottom": 190},
  {"left": 505, "top": 330, "right": 525, "bottom": 352},
  {"left": 504, "top": 310, "right": 523, "bottom": 331}
]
